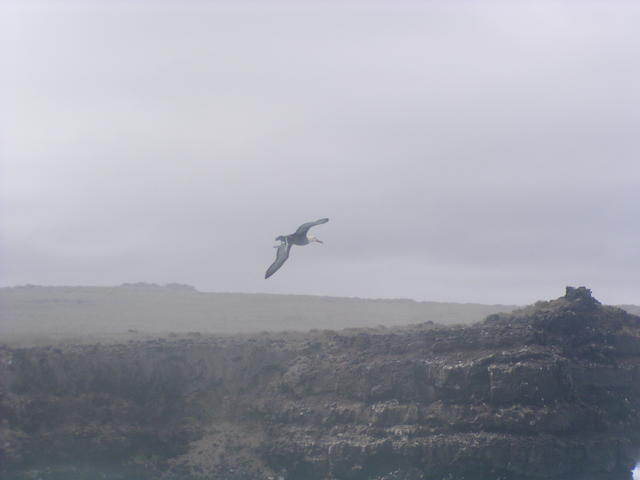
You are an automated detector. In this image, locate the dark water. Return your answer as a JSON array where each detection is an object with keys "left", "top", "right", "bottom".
[
  {"left": 9, "top": 464, "right": 150, "bottom": 480},
  {"left": 10, "top": 464, "right": 640, "bottom": 480}
]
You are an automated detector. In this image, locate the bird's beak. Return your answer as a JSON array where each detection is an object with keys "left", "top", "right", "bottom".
[{"left": 315, "top": 238, "right": 324, "bottom": 244}]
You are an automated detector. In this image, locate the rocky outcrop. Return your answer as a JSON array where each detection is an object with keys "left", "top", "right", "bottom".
[{"left": 1, "top": 287, "right": 639, "bottom": 479}]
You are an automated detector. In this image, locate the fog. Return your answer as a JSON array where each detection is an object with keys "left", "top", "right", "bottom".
[{"left": 2, "top": 1, "right": 639, "bottom": 304}]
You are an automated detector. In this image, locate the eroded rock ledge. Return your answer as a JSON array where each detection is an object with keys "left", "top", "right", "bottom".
[{"left": 1, "top": 287, "right": 639, "bottom": 479}]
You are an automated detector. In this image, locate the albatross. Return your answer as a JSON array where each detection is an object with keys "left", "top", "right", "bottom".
[{"left": 265, "top": 218, "right": 329, "bottom": 278}]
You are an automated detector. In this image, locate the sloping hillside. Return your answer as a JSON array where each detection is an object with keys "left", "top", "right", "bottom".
[
  {"left": 0, "top": 284, "right": 517, "bottom": 343},
  {"left": 620, "top": 304, "right": 640, "bottom": 316}
]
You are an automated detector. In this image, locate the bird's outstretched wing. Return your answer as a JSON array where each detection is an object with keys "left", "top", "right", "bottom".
[
  {"left": 294, "top": 218, "right": 329, "bottom": 236},
  {"left": 265, "top": 240, "right": 292, "bottom": 278}
]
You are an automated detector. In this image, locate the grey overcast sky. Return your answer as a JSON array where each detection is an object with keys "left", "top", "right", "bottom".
[{"left": 1, "top": 1, "right": 639, "bottom": 305}]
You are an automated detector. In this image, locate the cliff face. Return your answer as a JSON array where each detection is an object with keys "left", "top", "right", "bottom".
[{"left": 1, "top": 287, "right": 639, "bottom": 480}]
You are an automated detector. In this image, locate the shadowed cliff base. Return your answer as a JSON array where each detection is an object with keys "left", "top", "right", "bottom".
[{"left": 1, "top": 286, "right": 639, "bottom": 479}]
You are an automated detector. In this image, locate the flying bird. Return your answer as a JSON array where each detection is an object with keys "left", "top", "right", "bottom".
[{"left": 265, "top": 218, "right": 329, "bottom": 279}]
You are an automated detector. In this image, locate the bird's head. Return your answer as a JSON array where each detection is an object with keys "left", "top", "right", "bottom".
[{"left": 308, "top": 235, "right": 323, "bottom": 244}]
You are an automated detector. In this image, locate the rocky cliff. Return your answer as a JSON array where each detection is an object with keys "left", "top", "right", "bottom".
[{"left": 1, "top": 287, "right": 639, "bottom": 479}]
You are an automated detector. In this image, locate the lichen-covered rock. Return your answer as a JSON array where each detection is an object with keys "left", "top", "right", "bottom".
[{"left": 1, "top": 287, "right": 639, "bottom": 479}]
